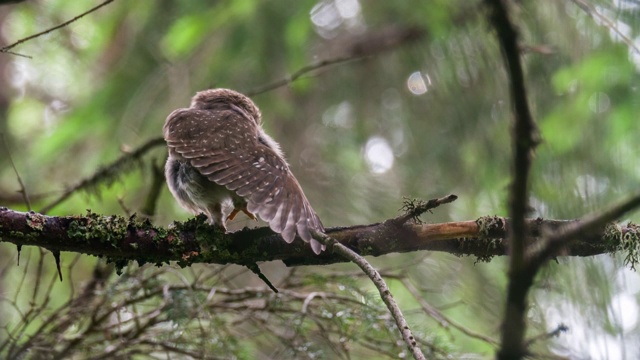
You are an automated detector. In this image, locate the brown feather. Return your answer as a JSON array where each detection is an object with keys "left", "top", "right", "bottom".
[{"left": 164, "top": 88, "right": 325, "bottom": 253}]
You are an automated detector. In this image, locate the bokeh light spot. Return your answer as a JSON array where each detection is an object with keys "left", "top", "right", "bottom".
[
  {"left": 610, "top": 293, "right": 639, "bottom": 333},
  {"left": 364, "top": 136, "right": 394, "bottom": 174},
  {"left": 407, "top": 71, "right": 430, "bottom": 95},
  {"left": 335, "top": 0, "right": 361, "bottom": 19}
]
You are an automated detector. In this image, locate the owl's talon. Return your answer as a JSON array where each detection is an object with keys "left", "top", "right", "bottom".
[
  {"left": 226, "top": 207, "right": 257, "bottom": 221},
  {"left": 227, "top": 209, "right": 240, "bottom": 221},
  {"left": 243, "top": 209, "right": 257, "bottom": 221}
]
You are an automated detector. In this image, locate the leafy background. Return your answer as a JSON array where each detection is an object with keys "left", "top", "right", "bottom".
[{"left": 1, "top": 0, "right": 640, "bottom": 358}]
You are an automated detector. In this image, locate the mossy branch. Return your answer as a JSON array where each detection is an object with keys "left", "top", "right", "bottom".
[{"left": 1, "top": 208, "right": 638, "bottom": 271}]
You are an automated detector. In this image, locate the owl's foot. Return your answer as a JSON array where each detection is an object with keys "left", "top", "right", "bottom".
[{"left": 227, "top": 207, "right": 257, "bottom": 221}]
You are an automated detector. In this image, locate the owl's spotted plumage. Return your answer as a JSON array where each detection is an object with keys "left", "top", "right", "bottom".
[{"left": 164, "top": 88, "right": 325, "bottom": 254}]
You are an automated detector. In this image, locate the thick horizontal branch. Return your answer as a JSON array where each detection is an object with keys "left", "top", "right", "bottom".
[{"left": 0, "top": 208, "right": 634, "bottom": 268}]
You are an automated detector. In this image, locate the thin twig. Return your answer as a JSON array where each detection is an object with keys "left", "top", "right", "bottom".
[
  {"left": 311, "top": 231, "right": 426, "bottom": 360},
  {"left": 139, "top": 159, "right": 165, "bottom": 219},
  {"left": 0, "top": 0, "right": 116, "bottom": 54},
  {"left": 1, "top": 134, "right": 32, "bottom": 210},
  {"left": 395, "top": 194, "right": 458, "bottom": 224},
  {"left": 246, "top": 56, "right": 366, "bottom": 97},
  {"left": 1, "top": 134, "right": 31, "bottom": 264},
  {"left": 525, "top": 324, "right": 568, "bottom": 347},
  {"left": 245, "top": 263, "right": 279, "bottom": 293},
  {"left": 569, "top": 0, "right": 640, "bottom": 55},
  {"left": 401, "top": 278, "right": 499, "bottom": 346},
  {"left": 1, "top": 50, "right": 31, "bottom": 59},
  {"left": 39, "top": 137, "right": 165, "bottom": 214}
]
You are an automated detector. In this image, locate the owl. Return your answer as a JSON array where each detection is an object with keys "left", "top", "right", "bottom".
[{"left": 163, "top": 89, "right": 325, "bottom": 254}]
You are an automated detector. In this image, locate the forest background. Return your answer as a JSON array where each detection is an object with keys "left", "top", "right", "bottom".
[{"left": 1, "top": 0, "right": 640, "bottom": 359}]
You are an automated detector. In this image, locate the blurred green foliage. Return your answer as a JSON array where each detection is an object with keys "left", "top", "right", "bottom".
[{"left": 1, "top": 0, "right": 640, "bottom": 358}]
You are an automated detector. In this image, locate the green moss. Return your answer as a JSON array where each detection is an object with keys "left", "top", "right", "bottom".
[
  {"left": 153, "top": 226, "right": 172, "bottom": 244},
  {"left": 603, "top": 223, "right": 622, "bottom": 246},
  {"left": 168, "top": 215, "right": 251, "bottom": 266},
  {"left": 9, "top": 230, "right": 22, "bottom": 238},
  {"left": 620, "top": 223, "right": 640, "bottom": 270},
  {"left": 8, "top": 230, "right": 39, "bottom": 243},
  {"left": 67, "top": 210, "right": 128, "bottom": 248},
  {"left": 456, "top": 235, "right": 499, "bottom": 263}
]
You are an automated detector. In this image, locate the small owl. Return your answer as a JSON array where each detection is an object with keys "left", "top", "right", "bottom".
[{"left": 163, "top": 89, "right": 325, "bottom": 254}]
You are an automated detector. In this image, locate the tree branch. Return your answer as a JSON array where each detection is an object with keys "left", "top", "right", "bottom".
[
  {"left": 0, "top": 0, "right": 116, "bottom": 55},
  {"left": 0, "top": 208, "right": 637, "bottom": 268},
  {"left": 245, "top": 25, "right": 424, "bottom": 97},
  {"left": 529, "top": 192, "right": 640, "bottom": 270},
  {"left": 484, "top": 0, "right": 540, "bottom": 358}
]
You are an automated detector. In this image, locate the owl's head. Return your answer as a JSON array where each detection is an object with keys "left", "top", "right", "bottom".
[{"left": 191, "top": 88, "right": 262, "bottom": 124}]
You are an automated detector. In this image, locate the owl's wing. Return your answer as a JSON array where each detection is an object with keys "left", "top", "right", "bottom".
[{"left": 164, "top": 108, "right": 325, "bottom": 254}]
